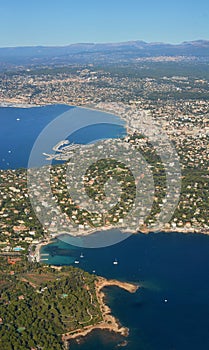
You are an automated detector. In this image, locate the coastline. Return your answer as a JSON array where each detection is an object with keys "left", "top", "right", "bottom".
[
  {"left": 62, "top": 277, "right": 139, "bottom": 349},
  {"left": 34, "top": 226, "right": 209, "bottom": 263},
  {"left": 1, "top": 101, "right": 208, "bottom": 239},
  {"left": 0, "top": 101, "right": 43, "bottom": 108},
  {"left": 31, "top": 238, "right": 54, "bottom": 262}
]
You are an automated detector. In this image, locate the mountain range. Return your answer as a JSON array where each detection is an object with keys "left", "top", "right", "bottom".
[{"left": 0, "top": 40, "right": 209, "bottom": 67}]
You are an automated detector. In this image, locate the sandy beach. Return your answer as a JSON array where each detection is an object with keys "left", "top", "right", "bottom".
[{"left": 31, "top": 238, "right": 53, "bottom": 262}]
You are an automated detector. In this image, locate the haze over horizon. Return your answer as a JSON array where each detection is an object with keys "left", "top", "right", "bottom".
[
  {"left": 1, "top": 38, "right": 209, "bottom": 49},
  {"left": 1, "top": 0, "right": 209, "bottom": 47}
]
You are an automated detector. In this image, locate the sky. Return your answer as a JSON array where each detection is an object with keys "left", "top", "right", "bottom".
[{"left": 0, "top": 0, "right": 209, "bottom": 47}]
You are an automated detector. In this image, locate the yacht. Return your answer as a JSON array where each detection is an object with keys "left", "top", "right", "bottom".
[{"left": 74, "top": 260, "right": 79, "bottom": 264}]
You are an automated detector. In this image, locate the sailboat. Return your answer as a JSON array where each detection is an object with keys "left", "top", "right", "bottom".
[{"left": 113, "top": 258, "right": 118, "bottom": 265}]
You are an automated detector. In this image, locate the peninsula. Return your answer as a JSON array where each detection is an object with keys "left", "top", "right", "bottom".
[
  {"left": 0, "top": 257, "right": 138, "bottom": 349},
  {"left": 62, "top": 277, "right": 139, "bottom": 348}
]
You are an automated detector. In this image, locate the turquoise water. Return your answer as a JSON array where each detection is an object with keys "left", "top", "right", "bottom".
[
  {"left": 13, "top": 247, "right": 24, "bottom": 251},
  {"left": 2, "top": 105, "right": 209, "bottom": 349},
  {"left": 41, "top": 232, "right": 209, "bottom": 350}
]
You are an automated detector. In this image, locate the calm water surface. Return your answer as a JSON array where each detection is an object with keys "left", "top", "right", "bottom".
[
  {"left": 41, "top": 232, "right": 209, "bottom": 350},
  {"left": 1, "top": 105, "right": 209, "bottom": 349},
  {"left": 0, "top": 104, "right": 126, "bottom": 169}
]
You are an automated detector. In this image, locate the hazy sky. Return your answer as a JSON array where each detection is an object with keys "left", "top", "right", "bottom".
[{"left": 0, "top": 0, "right": 208, "bottom": 47}]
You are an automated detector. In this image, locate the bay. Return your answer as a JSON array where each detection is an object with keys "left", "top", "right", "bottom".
[
  {"left": 41, "top": 232, "right": 209, "bottom": 350},
  {"left": 0, "top": 104, "right": 126, "bottom": 170},
  {"left": 1, "top": 105, "right": 209, "bottom": 349}
]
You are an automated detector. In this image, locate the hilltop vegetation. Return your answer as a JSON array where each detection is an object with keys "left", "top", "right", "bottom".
[{"left": 0, "top": 258, "right": 101, "bottom": 350}]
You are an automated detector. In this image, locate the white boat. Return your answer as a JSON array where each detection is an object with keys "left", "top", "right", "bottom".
[
  {"left": 113, "top": 259, "right": 118, "bottom": 265},
  {"left": 80, "top": 253, "right": 84, "bottom": 258},
  {"left": 74, "top": 260, "right": 79, "bottom": 264}
]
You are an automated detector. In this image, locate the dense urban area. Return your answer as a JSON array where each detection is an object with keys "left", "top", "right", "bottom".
[{"left": 0, "top": 58, "right": 209, "bottom": 349}]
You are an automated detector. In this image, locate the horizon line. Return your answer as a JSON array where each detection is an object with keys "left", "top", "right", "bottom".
[{"left": 0, "top": 38, "right": 209, "bottom": 50}]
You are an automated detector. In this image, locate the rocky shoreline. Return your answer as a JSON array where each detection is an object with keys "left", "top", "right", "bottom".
[{"left": 62, "top": 277, "right": 139, "bottom": 349}]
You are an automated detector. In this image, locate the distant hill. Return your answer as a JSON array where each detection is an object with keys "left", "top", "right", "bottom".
[{"left": 0, "top": 40, "right": 209, "bottom": 67}]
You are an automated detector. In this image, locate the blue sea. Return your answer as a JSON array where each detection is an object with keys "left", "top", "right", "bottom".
[
  {"left": 0, "top": 104, "right": 126, "bottom": 169},
  {"left": 41, "top": 232, "right": 209, "bottom": 350},
  {"left": 1, "top": 105, "right": 209, "bottom": 349}
]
